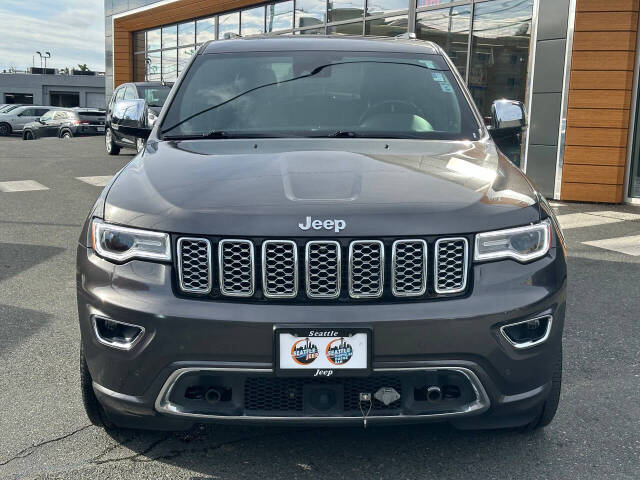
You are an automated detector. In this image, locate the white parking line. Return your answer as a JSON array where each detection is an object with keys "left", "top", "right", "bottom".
[
  {"left": 0, "top": 180, "right": 49, "bottom": 192},
  {"left": 549, "top": 202, "right": 567, "bottom": 207},
  {"left": 556, "top": 213, "right": 623, "bottom": 230},
  {"left": 583, "top": 235, "right": 640, "bottom": 256},
  {"left": 585, "top": 211, "right": 640, "bottom": 221},
  {"left": 76, "top": 176, "right": 113, "bottom": 187}
]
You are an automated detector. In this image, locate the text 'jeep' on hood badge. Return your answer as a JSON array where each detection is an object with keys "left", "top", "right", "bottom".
[{"left": 298, "top": 216, "right": 346, "bottom": 233}]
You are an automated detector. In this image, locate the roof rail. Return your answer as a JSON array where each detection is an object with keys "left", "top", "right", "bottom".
[{"left": 394, "top": 32, "right": 417, "bottom": 40}]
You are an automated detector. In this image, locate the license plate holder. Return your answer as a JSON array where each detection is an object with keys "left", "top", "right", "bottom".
[{"left": 275, "top": 327, "right": 371, "bottom": 377}]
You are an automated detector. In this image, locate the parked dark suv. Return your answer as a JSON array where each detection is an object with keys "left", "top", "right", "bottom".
[
  {"left": 78, "top": 37, "right": 566, "bottom": 432},
  {"left": 22, "top": 108, "right": 106, "bottom": 140},
  {"left": 104, "top": 81, "right": 171, "bottom": 154}
]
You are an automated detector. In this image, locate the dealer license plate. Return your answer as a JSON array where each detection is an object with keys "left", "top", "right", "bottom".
[
  {"left": 97, "top": 126, "right": 105, "bottom": 132},
  {"left": 276, "top": 327, "right": 370, "bottom": 377}
]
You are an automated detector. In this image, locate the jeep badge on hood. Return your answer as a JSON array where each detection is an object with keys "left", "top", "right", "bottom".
[{"left": 298, "top": 216, "right": 346, "bottom": 233}]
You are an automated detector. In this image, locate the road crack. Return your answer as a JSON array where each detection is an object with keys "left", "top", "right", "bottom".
[{"left": 0, "top": 424, "right": 93, "bottom": 467}]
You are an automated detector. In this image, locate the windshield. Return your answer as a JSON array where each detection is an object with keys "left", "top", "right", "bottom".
[
  {"left": 138, "top": 86, "right": 171, "bottom": 107},
  {"left": 160, "top": 51, "right": 481, "bottom": 140},
  {"left": 0, "top": 104, "right": 21, "bottom": 113}
]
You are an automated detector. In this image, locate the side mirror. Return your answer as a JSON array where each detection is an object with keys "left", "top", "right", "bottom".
[
  {"left": 112, "top": 99, "right": 151, "bottom": 139},
  {"left": 491, "top": 99, "right": 526, "bottom": 131}
]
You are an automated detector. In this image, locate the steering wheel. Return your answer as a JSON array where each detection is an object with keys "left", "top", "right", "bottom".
[{"left": 359, "top": 100, "right": 427, "bottom": 125}]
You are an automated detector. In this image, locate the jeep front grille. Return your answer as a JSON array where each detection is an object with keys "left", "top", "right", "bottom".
[
  {"left": 349, "top": 240, "right": 384, "bottom": 298},
  {"left": 176, "top": 236, "right": 469, "bottom": 300},
  {"left": 392, "top": 239, "right": 427, "bottom": 297},
  {"left": 262, "top": 240, "right": 298, "bottom": 298},
  {"left": 435, "top": 238, "right": 469, "bottom": 294},
  {"left": 218, "top": 239, "right": 255, "bottom": 297},
  {"left": 305, "top": 241, "right": 341, "bottom": 299},
  {"left": 177, "top": 238, "right": 212, "bottom": 294}
]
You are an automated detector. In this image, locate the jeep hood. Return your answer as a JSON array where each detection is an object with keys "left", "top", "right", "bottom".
[{"left": 104, "top": 138, "right": 539, "bottom": 236}]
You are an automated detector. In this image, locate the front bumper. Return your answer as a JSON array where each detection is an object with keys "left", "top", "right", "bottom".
[{"left": 77, "top": 244, "right": 566, "bottom": 429}]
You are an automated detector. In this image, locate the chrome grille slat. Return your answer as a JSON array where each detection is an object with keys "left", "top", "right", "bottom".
[
  {"left": 392, "top": 239, "right": 427, "bottom": 297},
  {"left": 349, "top": 240, "right": 384, "bottom": 298},
  {"left": 177, "top": 237, "right": 212, "bottom": 294},
  {"left": 218, "top": 239, "right": 255, "bottom": 297},
  {"left": 305, "top": 241, "right": 341, "bottom": 299},
  {"left": 434, "top": 238, "right": 469, "bottom": 294},
  {"left": 262, "top": 240, "right": 298, "bottom": 298}
]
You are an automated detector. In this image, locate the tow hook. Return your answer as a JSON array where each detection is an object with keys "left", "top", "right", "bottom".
[{"left": 359, "top": 392, "right": 372, "bottom": 428}]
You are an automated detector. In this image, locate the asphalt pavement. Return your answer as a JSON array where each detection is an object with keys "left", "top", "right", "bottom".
[{"left": 0, "top": 136, "right": 639, "bottom": 479}]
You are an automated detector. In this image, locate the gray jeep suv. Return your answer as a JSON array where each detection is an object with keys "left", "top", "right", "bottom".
[{"left": 77, "top": 37, "right": 566, "bottom": 431}]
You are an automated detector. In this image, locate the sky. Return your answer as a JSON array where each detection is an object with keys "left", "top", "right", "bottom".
[{"left": 0, "top": 0, "right": 105, "bottom": 73}]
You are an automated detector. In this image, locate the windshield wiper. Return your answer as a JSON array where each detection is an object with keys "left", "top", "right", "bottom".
[
  {"left": 163, "top": 130, "right": 230, "bottom": 140},
  {"left": 160, "top": 60, "right": 450, "bottom": 136},
  {"left": 163, "top": 130, "right": 295, "bottom": 140}
]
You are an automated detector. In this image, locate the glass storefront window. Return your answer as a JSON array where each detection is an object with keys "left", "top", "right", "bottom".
[
  {"left": 367, "top": 0, "right": 407, "bottom": 17},
  {"left": 162, "top": 49, "right": 178, "bottom": 81},
  {"left": 296, "top": 0, "right": 326, "bottom": 27},
  {"left": 178, "top": 47, "right": 197, "bottom": 75},
  {"left": 162, "top": 25, "right": 177, "bottom": 49},
  {"left": 146, "top": 51, "right": 161, "bottom": 81},
  {"left": 178, "top": 21, "right": 195, "bottom": 46},
  {"left": 298, "top": 27, "right": 326, "bottom": 34},
  {"left": 267, "top": 1, "right": 294, "bottom": 32},
  {"left": 416, "top": 6, "right": 471, "bottom": 78},
  {"left": 416, "top": 0, "right": 456, "bottom": 7},
  {"left": 327, "top": 21, "right": 363, "bottom": 35},
  {"left": 134, "top": 31, "right": 145, "bottom": 53},
  {"left": 469, "top": 0, "right": 533, "bottom": 118},
  {"left": 219, "top": 12, "right": 240, "bottom": 38},
  {"left": 196, "top": 17, "right": 216, "bottom": 43},
  {"left": 147, "top": 28, "right": 161, "bottom": 51},
  {"left": 242, "top": 6, "right": 266, "bottom": 35},
  {"left": 133, "top": 53, "right": 146, "bottom": 81},
  {"left": 328, "top": 0, "right": 364, "bottom": 23},
  {"left": 365, "top": 15, "right": 407, "bottom": 36},
  {"left": 629, "top": 107, "right": 640, "bottom": 198}
]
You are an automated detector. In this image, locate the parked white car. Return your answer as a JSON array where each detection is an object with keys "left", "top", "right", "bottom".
[{"left": 0, "top": 106, "right": 52, "bottom": 136}]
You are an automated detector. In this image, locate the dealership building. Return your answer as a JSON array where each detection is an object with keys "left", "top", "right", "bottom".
[{"left": 105, "top": 0, "right": 640, "bottom": 204}]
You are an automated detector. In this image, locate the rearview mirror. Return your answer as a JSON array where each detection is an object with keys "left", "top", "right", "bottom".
[
  {"left": 491, "top": 99, "right": 526, "bottom": 131},
  {"left": 112, "top": 99, "right": 151, "bottom": 139}
]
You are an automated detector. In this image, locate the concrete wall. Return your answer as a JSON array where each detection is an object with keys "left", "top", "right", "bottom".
[{"left": 0, "top": 73, "right": 106, "bottom": 108}]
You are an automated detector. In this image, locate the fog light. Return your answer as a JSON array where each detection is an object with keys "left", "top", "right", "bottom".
[
  {"left": 92, "top": 315, "right": 144, "bottom": 350},
  {"left": 500, "top": 315, "right": 552, "bottom": 349}
]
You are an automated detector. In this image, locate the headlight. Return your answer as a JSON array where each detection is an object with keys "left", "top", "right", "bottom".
[
  {"left": 92, "top": 219, "right": 171, "bottom": 262},
  {"left": 147, "top": 109, "right": 158, "bottom": 126},
  {"left": 474, "top": 219, "right": 551, "bottom": 263}
]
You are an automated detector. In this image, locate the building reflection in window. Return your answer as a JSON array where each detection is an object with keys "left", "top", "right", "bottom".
[{"left": 416, "top": 6, "right": 471, "bottom": 79}]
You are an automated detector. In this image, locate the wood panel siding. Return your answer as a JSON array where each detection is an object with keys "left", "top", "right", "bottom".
[
  {"left": 562, "top": 0, "right": 639, "bottom": 203},
  {"left": 567, "top": 108, "right": 630, "bottom": 128},
  {"left": 563, "top": 146, "right": 628, "bottom": 166}
]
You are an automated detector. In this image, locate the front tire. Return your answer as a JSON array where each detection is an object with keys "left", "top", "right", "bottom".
[
  {"left": 105, "top": 128, "right": 120, "bottom": 155},
  {"left": 60, "top": 129, "right": 73, "bottom": 139},
  {"left": 0, "top": 122, "right": 11, "bottom": 136},
  {"left": 80, "top": 344, "right": 114, "bottom": 429},
  {"left": 23, "top": 130, "right": 34, "bottom": 140},
  {"left": 524, "top": 344, "right": 562, "bottom": 430}
]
